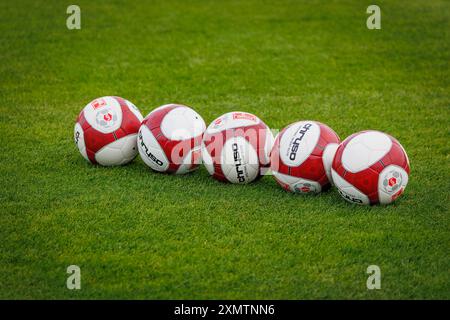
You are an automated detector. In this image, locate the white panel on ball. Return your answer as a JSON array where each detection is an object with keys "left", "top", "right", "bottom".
[
  {"left": 262, "top": 128, "right": 275, "bottom": 165},
  {"left": 279, "top": 121, "right": 320, "bottom": 167},
  {"left": 95, "top": 139, "right": 128, "bottom": 166},
  {"left": 161, "top": 107, "right": 206, "bottom": 140},
  {"left": 138, "top": 125, "right": 170, "bottom": 172},
  {"left": 83, "top": 96, "right": 123, "bottom": 134},
  {"left": 342, "top": 131, "right": 392, "bottom": 173},
  {"left": 220, "top": 136, "right": 259, "bottom": 184},
  {"left": 118, "top": 134, "right": 139, "bottom": 163},
  {"left": 74, "top": 123, "right": 88, "bottom": 161},
  {"left": 201, "top": 142, "right": 215, "bottom": 176},
  {"left": 322, "top": 143, "right": 339, "bottom": 185}
]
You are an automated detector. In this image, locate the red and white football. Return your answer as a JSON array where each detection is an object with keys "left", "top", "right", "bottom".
[
  {"left": 202, "top": 111, "right": 274, "bottom": 184},
  {"left": 331, "top": 130, "right": 410, "bottom": 205},
  {"left": 137, "top": 104, "right": 206, "bottom": 174},
  {"left": 270, "top": 120, "right": 340, "bottom": 193},
  {"left": 74, "top": 96, "right": 143, "bottom": 166}
]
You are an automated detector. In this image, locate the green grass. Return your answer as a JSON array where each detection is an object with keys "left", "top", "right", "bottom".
[{"left": 0, "top": 0, "right": 449, "bottom": 299}]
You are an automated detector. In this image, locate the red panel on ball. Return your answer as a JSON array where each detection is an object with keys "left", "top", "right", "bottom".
[
  {"left": 113, "top": 96, "right": 142, "bottom": 138},
  {"left": 76, "top": 111, "right": 115, "bottom": 164}
]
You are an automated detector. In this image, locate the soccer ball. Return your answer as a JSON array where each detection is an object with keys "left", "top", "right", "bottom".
[
  {"left": 202, "top": 111, "right": 274, "bottom": 183},
  {"left": 137, "top": 104, "right": 206, "bottom": 174},
  {"left": 74, "top": 96, "right": 143, "bottom": 166},
  {"left": 331, "top": 130, "right": 410, "bottom": 205},
  {"left": 270, "top": 120, "right": 340, "bottom": 193}
]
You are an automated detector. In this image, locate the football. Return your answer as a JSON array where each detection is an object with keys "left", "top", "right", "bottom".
[
  {"left": 270, "top": 120, "right": 340, "bottom": 193},
  {"left": 137, "top": 104, "right": 206, "bottom": 174},
  {"left": 74, "top": 96, "right": 143, "bottom": 166},
  {"left": 202, "top": 111, "right": 274, "bottom": 183},
  {"left": 331, "top": 130, "right": 410, "bottom": 205}
]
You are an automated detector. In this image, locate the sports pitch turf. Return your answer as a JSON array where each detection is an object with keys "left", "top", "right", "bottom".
[{"left": 0, "top": 0, "right": 449, "bottom": 299}]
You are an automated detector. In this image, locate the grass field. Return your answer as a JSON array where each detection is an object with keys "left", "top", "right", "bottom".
[{"left": 0, "top": 0, "right": 449, "bottom": 299}]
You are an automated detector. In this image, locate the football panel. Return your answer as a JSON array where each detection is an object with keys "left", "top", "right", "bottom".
[
  {"left": 123, "top": 98, "right": 144, "bottom": 122},
  {"left": 332, "top": 169, "right": 370, "bottom": 205},
  {"left": 149, "top": 103, "right": 177, "bottom": 113},
  {"left": 322, "top": 143, "right": 339, "bottom": 185},
  {"left": 278, "top": 121, "right": 321, "bottom": 167},
  {"left": 248, "top": 162, "right": 262, "bottom": 180},
  {"left": 290, "top": 154, "right": 325, "bottom": 182},
  {"left": 74, "top": 123, "right": 89, "bottom": 162},
  {"left": 161, "top": 106, "right": 206, "bottom": 140},
  {"left": 378, "top": 165, "right": 409, "bottom": 205},
  {"left": 220, "top": 136, "right": 259, "bottom": 183},
  {"left": 83, "top": 96, "right": 123, "bottom": 134},
  {"left": 114, "top": 97, "right": 143, "bottom": 137},
  {"left": 381, "top": 141, "right": 409, "bottom": 171},
  {"left": 331, "top": 141, "right": 345, "bottom": 172},
  {"left": 95, "top": 140, "right": 128, "bottom": 166},
  {"left": 317, "top": 122, "right": 340, "bottom": 146},
  {"left": 269, "top": 131, "right": 287, "bottom": 174},
  {"left": 118, "top": 134, "right": 139, "bottom": 164},
  {"left": 342, "top": 166, "right": 380, "bottom": 201},
  {"left": 175, "top": 146, "right": 202, "bottom": 174},
  {"left": 231, "top": 122, "right": 271, "bottom": 167},
  {"left": 202, "top": 130, "right": 229, "bottom": 182},
  {"left": 206, "top": 111, "right": 261, "bottom": 134},
  {"left": 262, "top": 127, "right": 275, "bottom": 165},
  {"left": 201, "top": 142, "right": 215, "bottom": 176},
  {"left": 182, "top": 106, "right": 206, "bottom": 136},
  {"left": 137, "top": 125, "right": 170, "bottom": 172},
  {"left": 342, "top": 131, "right": 392, "bottom": 173},
  {"left": 82, "top": 125, "right": 116, "bottom": 164},
  {"left": 142, "top": 104, "right": 178, "bottom": 130}
]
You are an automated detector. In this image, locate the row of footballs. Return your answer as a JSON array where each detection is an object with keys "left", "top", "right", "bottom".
[{"left": 74, "top": 96, "right": 410, "bottom": 205}]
